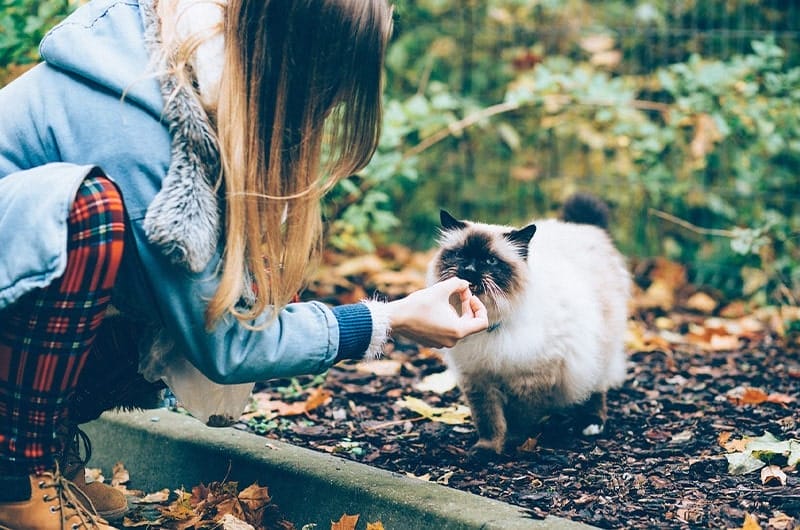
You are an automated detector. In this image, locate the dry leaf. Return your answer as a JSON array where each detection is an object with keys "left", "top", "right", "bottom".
[
  {"left": 84, "top": 467, "right": 104, "bottom": 485},
  {"left": 304, "top": 387, "right": 333, "bottom": 413},
  {"left": 397, "top": 396, "right": 471, "bottom": 425},
  {"left": 517, "top": 437, "right": 539, "bottom": 453},
  {"left": 767, "top": 513, "right": 797, "bottom": 530},
  {"left": 737, "top": 512, "right": 763, "bottom": 530},
  {"left": 686, "top": 292, "right": 717, "bottom": 313},
  {"left": 366, "top": 522, "right": 386, "bottom": 530},
  {"left": 760, "top": 465, "right": 787, "bottom": 486},
  {"left": 727, "top": 386, "right": 769, "bottom": 406},
  {"left": 138, "top": 488, "right": 171, "bottom": 504},
  {"left": 218, "top": 513, "right": 255, "bottom": 530},
  {"left": 355, "top": 359, "right": 402, "bottom": 376},
  {"left": 413, "top": 369, "right": 458, "bottom": 394},
  {"left": 331, "top": 514, "right": 360, "bottom": 530},
  {"left": 111, "top": 462, "right": 129, "bottom": 487}
]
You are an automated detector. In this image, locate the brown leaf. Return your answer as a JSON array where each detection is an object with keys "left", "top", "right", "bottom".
[
  {"left": 331, "top": 514, "right": 360, "bottom": 530},
  {"left": 365, "top": 522, "right": 385, "bottom": 530},
  {"left": 517, "top": 437, "right": 539, "bottom": 453},
  {"left": 726, "top": 386, "right": 768, "bottom": 406},
  {"left": 111, "top": 462, "right": 129, "bottom": 487},
  {"left": 766, "top": 393, "right": 796, "bottom": 407},
  {"left": 685, "top": 292, "right": 717, "bottom": 314},
  {"left": 760, "top": 465, "right": 787, "bottom": 486},
  {"left": 304, "top": 387, "right": 333, "bottom": 413}
]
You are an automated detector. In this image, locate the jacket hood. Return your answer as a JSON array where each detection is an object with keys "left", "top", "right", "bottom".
[
  {"left": 40, "top": 0, "right": 221, "bottom": 274},
  {"left": 39, "top": 0, "right": 163, "bottom": 119}
]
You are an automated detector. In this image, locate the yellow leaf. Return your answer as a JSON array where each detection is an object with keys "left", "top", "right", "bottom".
[
  {"left": 331, "top": 513, "right": 360, "bottom": 530},
  {"left": 397, "top": 396, "right": 471, "bottom": 425},
  {"left": 366, "top": 522, "right": 385, "bottom": 530},
  {"left": 739, "top": 512, "right": 763, "bottom": 530}
]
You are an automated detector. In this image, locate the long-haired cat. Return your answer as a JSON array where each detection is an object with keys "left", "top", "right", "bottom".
[{"left": 427, "top": 193, "right": 631, "bottom": 457}]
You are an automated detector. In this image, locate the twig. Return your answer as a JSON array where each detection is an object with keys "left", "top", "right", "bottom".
[
  {"left": 648, "top": 208, "right": 735, "bottom": 238},
  {"left": 362, "top": 416, "right": 427, "bottom": 431},
  {"left": 401, "top": 94, "right": 671, "bottom": 160}
]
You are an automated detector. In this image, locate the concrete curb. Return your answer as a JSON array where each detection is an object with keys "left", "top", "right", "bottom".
[{"left": 84, "top": 409, "right": 597, "bottom": 529}]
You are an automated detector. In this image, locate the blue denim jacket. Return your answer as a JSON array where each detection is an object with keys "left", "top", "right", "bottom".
[{"left": 0, "top": 1, "right": 382, "bottom": 399}]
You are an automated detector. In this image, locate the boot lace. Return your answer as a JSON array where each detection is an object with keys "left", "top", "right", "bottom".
[
  {"left": 58, "top": 423, "right": 93, "bottom": 479},
  {"left": 40, "top": 463, "right": 104, "bottom": 529}
]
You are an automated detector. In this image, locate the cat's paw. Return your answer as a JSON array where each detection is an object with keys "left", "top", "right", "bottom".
[
  {"left": 468, "top": 439, "right": 504, "bottom": 461},
  {"left": 580, "top": 422, "right": 605, "bottom": 437}
]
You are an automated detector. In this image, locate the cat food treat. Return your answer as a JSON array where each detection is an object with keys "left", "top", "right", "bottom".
[{"left": 427, "top": 193, "right": 631, "bottom": 457}]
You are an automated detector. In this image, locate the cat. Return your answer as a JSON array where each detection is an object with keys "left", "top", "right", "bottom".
[{"left": 427, "top": 193, "right": 631, "bottom": 457}]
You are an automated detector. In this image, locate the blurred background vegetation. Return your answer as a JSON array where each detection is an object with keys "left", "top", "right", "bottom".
[{"left": 2, "top": 0, "right": 799, "bottom": 308}]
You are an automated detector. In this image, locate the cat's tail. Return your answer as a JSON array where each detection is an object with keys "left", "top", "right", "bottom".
[{"left": 561, "top": 192, "right": 610, "bottom": 230}]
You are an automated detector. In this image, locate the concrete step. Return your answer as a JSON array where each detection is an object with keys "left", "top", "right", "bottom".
[{"left": 83, "top": 409, "right": 597, "bottom": 530}]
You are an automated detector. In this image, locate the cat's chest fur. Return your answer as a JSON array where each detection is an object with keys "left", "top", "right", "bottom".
[{"left": 427, "top": 195, "right": 630, "bottom": 454}]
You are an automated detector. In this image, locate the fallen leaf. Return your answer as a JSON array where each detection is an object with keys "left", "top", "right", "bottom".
[
  {"left": 218, "top": 513, "right": 255, "bottom": 530},
  {"left": 767, "top": 513, "right": 797, "bottom": 530},
  {"left": 355, "top": 359, "right": 402, "bottom": 376},
  {"left": 436, "top": 471, "right": 455, "bottom": 485},
  {"left": 397, "top": 396, "right": 471, "bottom": 425},
  {"left": 84, "top": 467, "right": 104, "bottom": 484},
  {"left": 736, "top": 513, "right": 763, "bottom": 530},
  {"left": 413, "top": 369, "right": 458, "bottom": 394},
  {"left": 111, "top": 462, "right": 129, "bottom": 487},
  {"left": 686, "top": 292, "right": 717, "bottom": 313},
  {"left": 760, "top": 465, "right": 787, "bottom": 486},
  {"left": 304, "top": 387, "right": 334, "bottom": 413},
  {"left": 366, "top": 522, "right": 385, "bottom": 530},
  {"left": 726, "top": 386, "right": 769, "bottom": 406},
  {"left": 331, "top": 514, "right": 360, "bottom": 530},
  {"left": 517, "top": 437, "right": 539, "bottom": 453},
  {"left": 137, "top": 489, "right": 171, "bottom": 504}
]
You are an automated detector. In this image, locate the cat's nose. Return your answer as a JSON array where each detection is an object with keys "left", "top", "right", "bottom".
[{"left": 463, "top": 262, "right": 476, "bottom": 272}]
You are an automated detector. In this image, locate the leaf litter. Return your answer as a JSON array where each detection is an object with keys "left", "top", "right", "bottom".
[{"left": 110, "top": 253, "right": 799, "bottom": 529}]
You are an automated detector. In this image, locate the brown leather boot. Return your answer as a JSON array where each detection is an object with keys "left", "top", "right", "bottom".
[
  {"left": 57, "top": 424, "right": 128, "bottom": 522},
  {"left": 0, "top": 467, "right": 117, "bottom": 530}
]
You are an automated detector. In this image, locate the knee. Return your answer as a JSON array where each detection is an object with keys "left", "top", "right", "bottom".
[{"left": 69, "top": 173, "right": 126, "bottom": 240}]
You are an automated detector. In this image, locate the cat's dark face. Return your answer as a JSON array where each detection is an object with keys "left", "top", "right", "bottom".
[{"left": 430, "top": 210, "right": 536, "bottom": 311}]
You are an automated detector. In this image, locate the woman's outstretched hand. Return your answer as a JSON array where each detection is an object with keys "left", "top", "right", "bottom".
[{"left": 386, "top": 277, "right": 489, "bottom": 348}]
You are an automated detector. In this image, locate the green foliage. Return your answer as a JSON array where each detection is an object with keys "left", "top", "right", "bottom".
[
  {"left": 2, "top": 0, "right": 797, "bottom": 305},
  {"left": 326, "top": 12, "right": 800, "bottom": 305},
  {"left": 0, "top": 0, "right": 75, "bottom": 66}
]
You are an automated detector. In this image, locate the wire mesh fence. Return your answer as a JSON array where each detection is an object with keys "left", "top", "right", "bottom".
[{"left": 387, "top": 1, "right": 799, "bottom": 300}]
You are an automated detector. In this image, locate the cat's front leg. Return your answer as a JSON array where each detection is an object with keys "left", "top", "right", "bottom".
[
  {"left": 574, "top": 390, "right": 608, "bottom": 436},
  {"left": 462, "top": 381, "right": 507, "bottom": 457}
]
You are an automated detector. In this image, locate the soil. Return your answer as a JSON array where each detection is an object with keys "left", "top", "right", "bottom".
[{"left": 236, "top": 308, "right": 800, "bottom": 530}]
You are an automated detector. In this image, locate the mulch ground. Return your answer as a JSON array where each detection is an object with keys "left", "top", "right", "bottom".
[{"left": 235, "top": 307, "right": 800, "bottom": 530}]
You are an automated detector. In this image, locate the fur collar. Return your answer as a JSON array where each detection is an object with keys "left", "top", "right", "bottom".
[{"left": 139, "top": 0, "right": 221, "bottom": 273}]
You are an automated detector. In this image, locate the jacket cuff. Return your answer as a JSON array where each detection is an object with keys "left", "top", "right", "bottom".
[{"left": 332, "top": 303, "right": 373, "bottom": 361}]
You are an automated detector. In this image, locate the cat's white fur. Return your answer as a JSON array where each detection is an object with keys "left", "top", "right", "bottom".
[{"left": 428, "top": 216, "right": 630, "bottom": 419}]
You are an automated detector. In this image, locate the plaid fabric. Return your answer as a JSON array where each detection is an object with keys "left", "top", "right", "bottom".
[{"left": 0, "top": 175, "right": 125, "bottom": 474}]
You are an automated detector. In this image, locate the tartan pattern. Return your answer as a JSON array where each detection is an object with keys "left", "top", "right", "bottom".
[{"left": 0, "top": 175, "right": 125, "bottom": 474}]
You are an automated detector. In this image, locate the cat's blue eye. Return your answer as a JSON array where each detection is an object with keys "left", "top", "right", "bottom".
[{"left": 485, "top": 256, "right": 498, "bottom": 266}]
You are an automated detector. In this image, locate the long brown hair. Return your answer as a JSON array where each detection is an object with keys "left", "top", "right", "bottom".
[{"left": 207, "top": 0, "right": 393, "bottom": 327}]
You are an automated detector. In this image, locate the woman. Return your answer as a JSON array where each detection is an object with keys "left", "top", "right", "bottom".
[{"left": 0, "top": 1, "right": 488, "bottom": 528}]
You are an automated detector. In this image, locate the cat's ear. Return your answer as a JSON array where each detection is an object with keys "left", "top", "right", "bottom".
[
  {"left": 440, "top": 210, "right": 467, "bottom": 231},
  {"left": 505, "top": 223, "right": 537, "bottom": 257}
]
